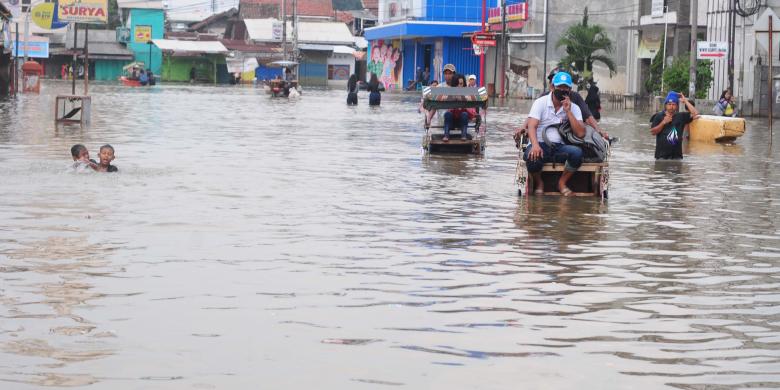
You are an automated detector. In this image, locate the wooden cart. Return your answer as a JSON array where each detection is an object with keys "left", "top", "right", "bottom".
[
  {"left": 422, "top": 86, "right": 488, "bottom": 155},
  {"left": 515, "top": 132, "right": 610, "bottom": 199}
]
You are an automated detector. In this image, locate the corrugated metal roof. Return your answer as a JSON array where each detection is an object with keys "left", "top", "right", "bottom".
[
  {"left": 117, "top": 0, "right": 164, "bottom": 10},
  {"left": 152, "top": 39, "right": 228, "bottom": 53},
  {"left": 297, "top": 21, "right": 353, "bottom": 45},
  {"left": 244, "top": 18, "right": 285, "bottom": 41},
  {"left": 244, "top": 19, "right": 354, "bottom": 45},
  {"left": 332, "top": 45, "right": 355, "bottom": 54}
]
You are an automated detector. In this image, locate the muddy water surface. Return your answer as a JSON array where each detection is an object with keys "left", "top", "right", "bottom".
[{"left": 0, "top": 81, "right": 779, "bottom": 389}]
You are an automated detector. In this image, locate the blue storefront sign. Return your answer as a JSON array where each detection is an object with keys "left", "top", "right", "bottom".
[{"left": 10, "top": 41, "right": 50, "bottom": 58}]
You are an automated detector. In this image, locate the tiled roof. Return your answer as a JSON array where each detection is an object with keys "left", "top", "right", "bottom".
[
  {"left": 239, "top": 0, "right": 333, "bottom": 17},
  {"left": 220, "top": 39, "right": 282, "bottom": 53},
  {"left": 362, "top": 0, "right": 378, "bottom": 12},
  {"left": 335, "top": 10, "right": 354, "bottom": 24}
]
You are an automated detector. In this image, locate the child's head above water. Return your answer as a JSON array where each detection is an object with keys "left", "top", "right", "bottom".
[
  {"left": 98, "top": 144, "right": 115, "bottom": 167},
  {"left": 70, "top": 144, "right": 89, "bottom": 161}
]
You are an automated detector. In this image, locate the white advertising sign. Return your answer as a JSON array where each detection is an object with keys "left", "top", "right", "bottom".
[
  {"left": 651, "top": 0, "right": 664, "bottom": 17},
  {"left": 697, "top": 41, "right": 728, "bottom": 59}
]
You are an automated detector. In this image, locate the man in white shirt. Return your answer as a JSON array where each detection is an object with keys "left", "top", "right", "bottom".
[{"left": 523, "top": 71, "right": 586, "bottom": 196}]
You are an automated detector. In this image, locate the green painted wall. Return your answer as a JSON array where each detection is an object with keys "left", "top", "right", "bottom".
[
  {"left": 162, "top": 55, "right": 224, "bottom": 83},
  {"left": 94, "top": 60, "right": 128, "bottom": 81}
]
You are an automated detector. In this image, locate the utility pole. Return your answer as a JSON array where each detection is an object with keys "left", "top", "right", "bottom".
[
  {"left": 542, "top": 0, "right": 549, "bottom": 92},
  {"left": 479, "top": 0, "right": 486, "bottom": 87},
  {"left": 22, "top": 0, "right": 29, "bottom": 62},
  {"left": 689, "top": 0, "right": 697, "bottom": 98},
  {"left": 500, "top": 0, "right": 507, "bottom": 97},
  {"left": 282, "top": 0, "right": 287, "bottom": 62},
  {"left": 727, "top": 0, "right": 736, "bottom": 92}
]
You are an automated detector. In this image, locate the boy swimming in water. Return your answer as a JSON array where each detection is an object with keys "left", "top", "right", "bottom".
[
  {"left": 96, "top": 144, "right": 118, "bottom": 172},
  {"left": 70, "top": 144, "right": 97, "bottom": 171}
]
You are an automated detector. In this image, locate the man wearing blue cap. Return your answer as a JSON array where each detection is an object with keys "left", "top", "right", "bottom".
[
  {"left": 650, "top": 91, "right": 699, "bottom": 159},
  {"left": 523, "top": 71, "right": 587, "bottom": 196}
]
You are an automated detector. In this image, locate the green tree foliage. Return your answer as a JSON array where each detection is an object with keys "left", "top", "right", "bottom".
[
  {"left": 661, "top": 56, "right": 713, "bottom": 99},
  {"left": 107, "top": 0, "right": 121, "bottom": 29},
  {"left": 332, "top": 0, "right": 363, "bottom": 11},
  {"left": 555, "top": 7, "right": 616, "bottom": 85},
  {"left": 644, "top": 38, "right": 665, "bottom": 95}
]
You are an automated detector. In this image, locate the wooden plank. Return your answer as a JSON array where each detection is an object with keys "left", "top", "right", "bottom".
[
  {"left": 541, "top": 164, "right": 607, "bottom": 172},
  {"left": 430, "top": 139, "right": 481, "bottom": 145},
  {"left": 541, "top": 191, "right": 597, "bottom": 197}
]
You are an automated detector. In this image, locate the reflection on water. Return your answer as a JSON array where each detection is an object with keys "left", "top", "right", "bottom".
[{"left": 0, "top": 80, "right": 779, "bottom": 389}]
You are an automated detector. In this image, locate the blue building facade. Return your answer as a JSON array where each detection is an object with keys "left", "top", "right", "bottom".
[
  {"left": 364, "top": 0, "right": 497, "bottom": 90},
  {"left": 124, "top": 7, "right": 164, "bottom": 75}
]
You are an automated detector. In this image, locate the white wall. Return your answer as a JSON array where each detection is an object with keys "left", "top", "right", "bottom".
[{"left": 326, "top": 52, "right": 355, "bottom": 87}]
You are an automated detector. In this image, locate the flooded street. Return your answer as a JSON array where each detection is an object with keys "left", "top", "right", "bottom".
[{"left": 1, "top": 80, "right": 779, "bottom": 389}]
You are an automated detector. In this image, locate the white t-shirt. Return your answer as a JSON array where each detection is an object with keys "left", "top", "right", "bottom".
[{"left": 527, "top": 93, "right": 583, "bottom": 144}]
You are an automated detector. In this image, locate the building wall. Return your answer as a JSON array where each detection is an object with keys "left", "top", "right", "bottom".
[
  {"left": 506, "top": 0, "right": 634, "bottom": 94},
  {"left": 326, "top": 52, "right": 354, "bottom": 88},
  {"left": 299, "top": 50, "right": 329, "bottom": 87},
  {"left": 127, "top": 8, "right": 164, "bottom": 74},
  {"left": 377, "top": 0, "right": 498, "bottom": 23},
  {"left": 162, "top": 55, "right": 219, "bottom": 82},
  {"left": 94, "top": 60, "right": 127, "bottom": 81}
]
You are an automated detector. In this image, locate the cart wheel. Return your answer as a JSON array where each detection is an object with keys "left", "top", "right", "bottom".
[
  {"left": 517, "top": 188, "right": 523, "bottom": 197},
  {"left": 602, "top": 190, "right": 608, "bottom": 199}
]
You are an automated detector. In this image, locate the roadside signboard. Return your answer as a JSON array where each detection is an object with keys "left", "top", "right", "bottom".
[
  {"left": 31, "top": 2, "right": 68, "bottom": 29},
  {"left": 10, "top": 40, "right": 49, "bottom": 58},
  {"left": 134, "top": 25, "right": 151, "bottom": 42},
  {"left": 696, "top": 41, "right": 728, "bottom": 59},
  {"left": 651, "top": 0, "right": 664, "bottom": 17},
  {"left": 58, "top": 0, "right": 107, "bottom": 24},
  {"left": 471, "top": 32, "right": 496, "bottom": 47},
  {"left": 272, "top": 21, "right": 282, "bottom": 40}
]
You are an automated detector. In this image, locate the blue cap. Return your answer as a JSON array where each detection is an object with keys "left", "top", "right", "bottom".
[
  {"left": 552, "top": 71, "right": 573, "bottom": 87},
  {"left": 665, "top": 91, "right": 680, "bottom": 105}
]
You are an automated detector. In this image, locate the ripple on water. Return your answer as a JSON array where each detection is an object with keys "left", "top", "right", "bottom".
[{"left": 0, "top": 83, "right": 779, "bottom": 389}]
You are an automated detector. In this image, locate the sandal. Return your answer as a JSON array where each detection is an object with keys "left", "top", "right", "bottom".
[
  {"left": 559, "top": 186, "right": 573, "bottom": 197},
  {"left": 442, "top": 136, "right": 449, "bottom": 142},
  {"left": 534, "top": 187, "right": 544, "bottom": 196}
]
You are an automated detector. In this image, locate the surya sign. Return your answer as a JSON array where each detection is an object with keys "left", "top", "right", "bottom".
[{"left": 58, "top": 0, "right": 108, "bottom": 24}]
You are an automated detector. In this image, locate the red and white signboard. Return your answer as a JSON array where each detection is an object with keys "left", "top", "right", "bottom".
[
  {"left": 697, "top": 41, "right": 728, "bottom": 59},
  {"left": 471, "top": 32, "right": 496, "bottom": 47}
]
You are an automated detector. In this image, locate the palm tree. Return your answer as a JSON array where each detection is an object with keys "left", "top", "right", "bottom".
[{"left": 555, "top": 8, "right": 616, "bottom": 84}]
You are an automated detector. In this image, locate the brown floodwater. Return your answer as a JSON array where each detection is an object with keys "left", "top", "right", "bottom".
[{"left": 0, "top": 80, "right": 779, "bottom": 389}]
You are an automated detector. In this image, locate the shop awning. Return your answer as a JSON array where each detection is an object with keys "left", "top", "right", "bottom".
[
  {"left": 365, "top": 20, "right": 481, "bottom": 40},
  {"left": 152, "top": 39, "right": 228, "bottom": 54}
]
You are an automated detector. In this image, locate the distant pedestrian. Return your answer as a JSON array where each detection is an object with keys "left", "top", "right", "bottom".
[
  {"left": 139, "top": 69, "right": 149, "bottom": 86},
  {"left": 190, "top": 67, "right": 196, "bottom": 83},
  {"left": 61, "top": 64, "right": 67, "bottom": 80},
  {"left": 422, "top": 67, "right": 430, "bottom": 86},
  {"left": 368, "top": 73, "right": 381, "bottom": 106},
  {"left": 585, "top": 81, "right": 601, "bottom": 121},
  {"left": 714, "top": 89, "right": 737, "bottom": 117},
  {"left": 147, "top": 69, "right": 155, "bottom": 86},
  {"left": 347, "top": 74, "right": 358, "bottom": 106}
]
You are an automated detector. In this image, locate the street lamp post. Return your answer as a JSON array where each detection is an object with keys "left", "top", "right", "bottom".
[
  {"left": 661, "top": 6, "right": 668, "bottom": 92},
  {"left": 147, "top": 41, "right": 153, "bottom": 71}
]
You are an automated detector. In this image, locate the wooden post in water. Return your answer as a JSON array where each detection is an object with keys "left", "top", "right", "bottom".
[
  {"left": 72, "top": 23, "right": 78, "bottom": 95},
  {"left": 84, "top": 24, "right": 89, "bottom": 95}
]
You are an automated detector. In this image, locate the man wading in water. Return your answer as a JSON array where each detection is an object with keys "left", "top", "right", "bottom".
[{"left": 650, "top": 91, "right": 700, "bottom": 160}]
